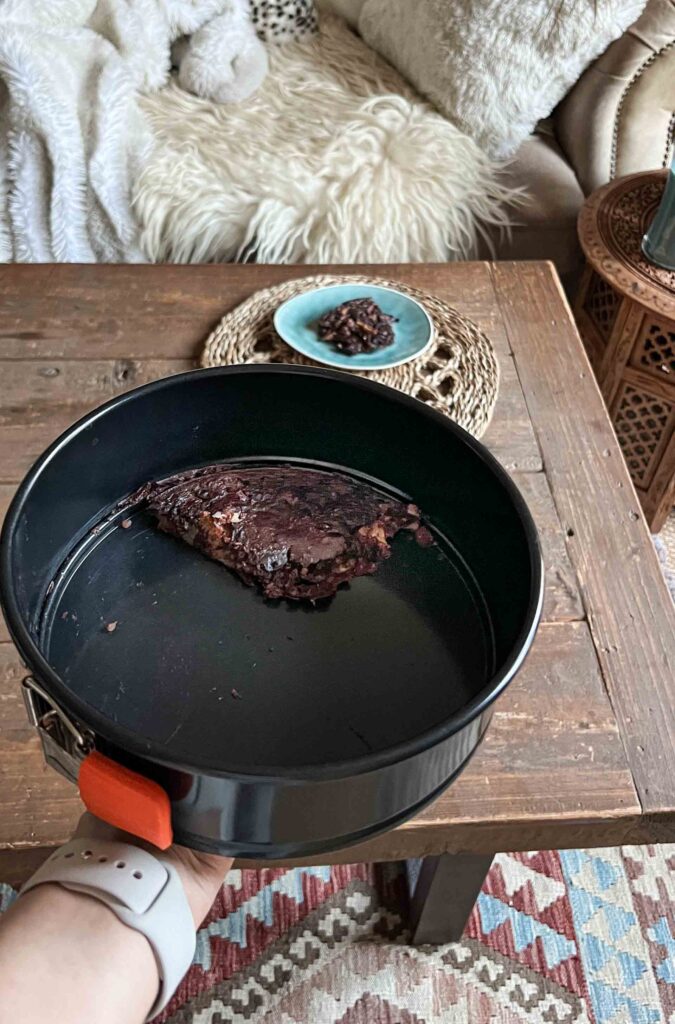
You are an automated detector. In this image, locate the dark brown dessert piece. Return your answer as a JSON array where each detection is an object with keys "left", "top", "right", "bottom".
[
  {"left": 317, "top": 298, "right": 396, "bottom": 355},
  {"left": 140, "top": 465, "right": 421, "bottom": 601}
]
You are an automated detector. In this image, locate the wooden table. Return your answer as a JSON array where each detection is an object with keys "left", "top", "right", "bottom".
[
  {"left": 1, "top": 261, "right": 674, "bottom": 941},
  {"left": 575, "top": 171, "right": 675, "bottom": 531}
]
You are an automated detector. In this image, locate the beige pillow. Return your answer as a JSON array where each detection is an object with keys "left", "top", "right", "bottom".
[
  {"left": 358, "top": 0, "right": 646, "bottom": 159},
  {"left": 317, "top": 0, "right": 364, "bottom": 27}
]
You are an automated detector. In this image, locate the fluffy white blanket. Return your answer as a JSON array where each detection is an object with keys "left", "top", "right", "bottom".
[
  {"left": 0, "top": 0, "right": 267, "bottom": 262},
  {"left": 135, "top": 13, "right": 520, "bottom": 264}
]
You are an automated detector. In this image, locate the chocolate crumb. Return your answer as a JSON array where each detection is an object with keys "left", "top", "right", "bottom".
[
  {"left": 105, "top": 620, "right": 118, "bottom": 633},
  {"left": 415, "top": 526, "right": 434, "bottom": 548},
  {"left": 121, "top": 518, "right": 132, "bottom": 530},
  {"left": 231, "top": 688, "right": 242, "bottom": 700}
]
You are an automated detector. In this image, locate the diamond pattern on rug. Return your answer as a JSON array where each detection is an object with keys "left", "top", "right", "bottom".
[
  {"left": 2, "top": 846, "right": 674, "bottom": 1022},
  {"left": 560, "top": 849, "right": 665, "bottom": 1024},
  {"left": 475, "top": 891, "right": 577, "bottom": 969},
  {"left": 467, "top": 851, "right": 588, "bottom": 1001},
  {"left": 622, "top": 845, "right": 675, "bottom": 1022},
  {"left": 194, "top": 866, "right": 333, "bottom": 965}
]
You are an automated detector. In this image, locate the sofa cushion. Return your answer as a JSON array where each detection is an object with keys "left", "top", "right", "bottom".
[{"left": 318, "top": 0, "right": 363, "bottom": 26}]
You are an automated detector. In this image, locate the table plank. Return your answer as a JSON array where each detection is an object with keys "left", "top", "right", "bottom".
[
  {"left": 0, "top": 360, "right": 192, "bottom": 482},
  {"left": 0, "top": 644, "right": 80, "bottom": 853},
  {"left": 0, "top": 262, "right": 511, "bottom": 360},
  {"left": 482, "top": 356, "right": 542, "bottom": 472},
  {"left": 491, "top": 260, "right": 675, "bottom": 840},
  {"left": 0, "top": 358, "right": 194, "bottom": 427},
  {"left": 513, "top": 473, "right": 583, "bottom": 622}
]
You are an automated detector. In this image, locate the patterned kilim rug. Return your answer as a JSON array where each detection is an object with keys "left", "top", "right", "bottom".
[{"left": 5, "top": 846, "right": 674, "bottom": 1023}]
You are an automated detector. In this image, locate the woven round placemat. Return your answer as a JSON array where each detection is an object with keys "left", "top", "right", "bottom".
[{"left": 201, "top": 274, "right": 499, "bottom": 438}]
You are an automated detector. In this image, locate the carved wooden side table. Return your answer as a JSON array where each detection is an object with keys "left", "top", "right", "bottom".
[{"left": 576, "top": 170, "right": 675, "bottom": 531}]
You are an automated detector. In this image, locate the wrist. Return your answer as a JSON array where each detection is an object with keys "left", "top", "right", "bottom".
[
  {"left": 24, "top": 882, "right": 159, "bottom": 980},
  {"left": 18, "top": 831, "right": 200, "bottom": 1021},
  {"left": 0, "top": 883, "right": 158, "bottom": 1024}
]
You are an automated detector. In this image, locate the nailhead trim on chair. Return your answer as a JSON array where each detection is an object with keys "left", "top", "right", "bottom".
[
  {"left": 610, "top": 38, "right": 675, "bottom": 180},
  {"left": 663, "top": 111, "right": 675, "bottom": 168}
]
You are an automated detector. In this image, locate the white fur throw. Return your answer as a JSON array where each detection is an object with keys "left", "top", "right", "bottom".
[
  {"left": 358, "top": 0, "right": 646, "bottom": 160},
  {"left": 0, "top": 0, "right": 267, "bottom": 262},
  {"left": 134, "top": 13, "right": 520, "bottom": 264}
]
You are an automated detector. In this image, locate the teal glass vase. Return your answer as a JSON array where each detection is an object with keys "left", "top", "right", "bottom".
[{"left": 642, "top": 156, "right": 675, "bottom": 270}]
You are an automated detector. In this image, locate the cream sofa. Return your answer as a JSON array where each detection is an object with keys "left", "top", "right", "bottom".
[{"left": 326, "top": 0, "right": 675, "bottom": 288}]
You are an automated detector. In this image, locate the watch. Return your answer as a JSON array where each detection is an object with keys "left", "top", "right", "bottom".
[{"left": 20, "top": 822, "right": 196, "bottom": 1020}]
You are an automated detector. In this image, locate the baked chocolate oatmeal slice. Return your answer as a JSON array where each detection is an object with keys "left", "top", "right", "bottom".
[
  {"left": 317, "top": 298, "right": 396, "bottom": 355},
  {"left": 139, "top": 465, "right": 421, "bottom": 601}
]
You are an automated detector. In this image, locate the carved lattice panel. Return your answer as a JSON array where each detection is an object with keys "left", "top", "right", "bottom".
[
  {"left": 582, "top": 273, "right": 621, "bottom": 342},
  {"left": 631, "top": 319, "right": 675, "bottom": 378},
  {"left": 612, "top": 383, "right": 673, "bottom": 487}
]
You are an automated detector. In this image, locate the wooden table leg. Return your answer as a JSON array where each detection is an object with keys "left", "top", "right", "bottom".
[{"left": 406, "top": 852, "right": 493, "bottom": 944}]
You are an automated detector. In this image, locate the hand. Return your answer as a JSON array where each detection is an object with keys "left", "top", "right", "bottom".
[{"left": 161, "top": 844, "right": 233, "bottom": 927}]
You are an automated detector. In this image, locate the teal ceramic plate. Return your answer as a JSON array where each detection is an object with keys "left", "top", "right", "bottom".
[{"left": 273, "top": 284, "right": 434, "bottom": 371}]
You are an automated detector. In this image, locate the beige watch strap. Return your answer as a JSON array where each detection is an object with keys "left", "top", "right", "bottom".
[{"left": 21, "top": 837, "right": 195, "bottom": 1020}]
